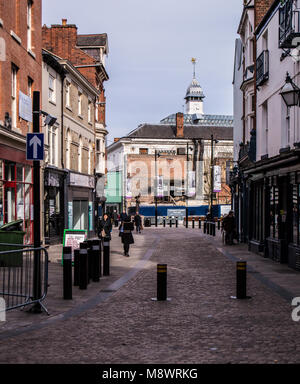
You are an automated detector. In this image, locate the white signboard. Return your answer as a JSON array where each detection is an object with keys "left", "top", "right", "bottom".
[
  {"left": 126, "top": 178, "right": 132, "bottom": 199},
  {"left": 213, "top": 166, "right": 222, "bottom": 193},
  {"left": 19, "top": 91, "right": 32, "bottom": 122},
  {"left": 188, "top": 171, "right": 196, "bottom": 197},
  {"left": 70, "top": 173, "right": 94, "bottom": 188},
  {"left": 156, "top": 176, "right": 164, "bottom": 197}
]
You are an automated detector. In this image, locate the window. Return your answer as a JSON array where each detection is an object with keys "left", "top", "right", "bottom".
[
  {"left": 66, "top": 129, "right": 71, "bottom": 169},
  {"left": 88, "top": 100, "right": 92, "bottom": 123},
  {"left": 262, "top": 101, "right": 268, "bottom": 155},
  {"left": 28, "top": 77, "right": 33, "bottom": 97},
  {"left": 78, "top": 136, "right": 82, "bottom": 172},
  {"left": 66, "top": 81, "right": 71, "bottom": 108},
  {"left": 48, "top": 74, "right": 55, "bottom": 103},
  {"left": 269, "top": 186, "right": 279, "bottom": 239},
  {"left": 47, "top": 125, "right": 57, "bottom": 166},
  {"left": 78, "top": 91, "right": 82, "bottom": 116},
  {"left": 11, "top": 64, "right": 18, "bottom": 128},
  {"left": 96, "top": 139, "right": 100, "bottom": 152},
  {"left": 139, "top": 148, "right": 148, "bottom": 154},
  {"left": 27, "top": 1, "right": 32, "bottom": 50},
  {"left": 95, "top": 105, "right": 98, "bottom": 122}
]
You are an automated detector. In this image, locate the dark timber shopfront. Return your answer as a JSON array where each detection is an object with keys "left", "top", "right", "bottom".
[{"left": 245, "top": 150, "right": 300, "bottom": 271}]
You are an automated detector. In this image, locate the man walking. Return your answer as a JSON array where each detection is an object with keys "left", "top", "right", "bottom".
[{"left": 134, "top": 212, "right": 142, "bottom": 234}]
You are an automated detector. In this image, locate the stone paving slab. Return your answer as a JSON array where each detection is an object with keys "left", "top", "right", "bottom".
[
  {"left": 0, "top": 227, "right": 155, "bottom": 335},
  {"left": 1, "top": 227, "right": 300, "bottom": 364}
]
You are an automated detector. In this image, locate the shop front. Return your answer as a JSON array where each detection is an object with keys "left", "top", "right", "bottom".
[
  {"left": 67, "top": 172, "right": 95, "bottom": 238},
  {"left": 246, "top": 152, "right": 300, "bottom": 270},
  {"left": 44, "top": 167, "right": 67, "bottom": 244},
  {"left": 0, "top": 146, "right": 34, "bottom": 244}
]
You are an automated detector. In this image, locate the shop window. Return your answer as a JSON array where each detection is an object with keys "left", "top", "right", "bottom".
[
  {"left": 292, "top": 185, "right": 299, "bottom": 245},
  {"left": 270, "top": 186, "right": 279, "bottom": 239},
  {"left": 73, "top": 200, "right": 88, "bottom": 230}
]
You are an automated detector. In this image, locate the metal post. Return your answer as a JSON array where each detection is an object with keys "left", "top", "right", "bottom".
[
  {"left": 186, "top": 143, "right": 189, "bottom": 228},
  {"left": 218, "top": 219, "right": 220, "bottom": 230},
  {"left": 169, "top": 218, "right": 172, "bottom": 228},
  {"left": 99, "top": 239, "right": 102, "bottom": 277},
  {"left": 192, "top": 218, "right": 195, "bottom": 229},
  {"left": 163, "top": 217, "right": 166, "bottom": 227},
  {"left": 103, "top": 240, "right": 110, "bottom": 276},
  {"left": 199, "top": 218, "right": 201, "bottom": 229},
  {"left": 157, "top": 264, "right": 167, "bottom": 301},
  {"left": 79, "top": 242, "right": 88, "bottom": 290},
  {"left": 204, "top": 221, "right": 206, "bottom": 233},
  {"left": 155, "top": 150, "right": 158, "bottom": 227},
  {"left": 210, "top": 134, "right": 214, "bottom": 212},
  {"left": 91, "top": 239, "right": 100, "bottom": 282},
  {"left": 176, "top": 217, "right": 178, "bottom": 228},
  {"left": 236, "top": 261, "right": 247, "bottom": 299},
  {"left": 63, "top": 246, "right": 72, "bottom": 300},
  {"left": 74, "top": 249, "right": 80, "bottom": 286},
  {"left": 87, "top": 240, "right": 93, "bottom": 283},
  {"left": 31, "top": 91, "right": 42, "bottom": 313},
  {"left": 213, "top": 222, "right": 216, "bottom": 237}
]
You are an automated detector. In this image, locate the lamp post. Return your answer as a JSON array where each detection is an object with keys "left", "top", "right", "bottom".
[
  {"left": 155, "top": 150, "right": 159, "bottom": 227},
  {"left": 280, "top": 72, "right": 300, "bottom": 108}
]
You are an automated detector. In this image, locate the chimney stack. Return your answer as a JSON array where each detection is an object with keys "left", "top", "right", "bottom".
[
  {"left": 176, "top": 112, "right": 184, "bottom": 138},
  {"left": 114, "top": 138, "right": 120, "bottom": 143},
  {"left": 62, "top": 19, "right": 67, "bottom": 26}
]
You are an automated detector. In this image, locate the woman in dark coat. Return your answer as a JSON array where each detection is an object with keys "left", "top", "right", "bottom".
[
  {"left": 98, "top": 213, "right": 112, "bottom": 242},
  {"left": 121, "top": 215, "right": 134, "bottom": 256}
]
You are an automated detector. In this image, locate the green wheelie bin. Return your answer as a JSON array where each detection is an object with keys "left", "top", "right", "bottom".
[{"left": 0, "top": 220, "right": 26, "bottom": 267}]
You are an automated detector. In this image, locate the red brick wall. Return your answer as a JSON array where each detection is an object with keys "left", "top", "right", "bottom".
[
  {"left": 42, "top": 21, "right": 107, "bottom": 126},
  {"left": 255, "top": 0, "right": 274, "bottom": 28},
  {"left": 0, "top": 0, "right": 42, "bottom": 135}
]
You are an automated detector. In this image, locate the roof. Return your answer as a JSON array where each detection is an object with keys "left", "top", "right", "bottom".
[
  {"left": 160, "top": 113, "right": 233, "bottom": 127},
  {"left": 77, "top": 34, "right": 108, "bottom": 48},
  {"left": 185, "top": 78, "right": 205, "bottom": 100},
  {"left": 127, "top": 123, "right": 233, "bottom": 141}
]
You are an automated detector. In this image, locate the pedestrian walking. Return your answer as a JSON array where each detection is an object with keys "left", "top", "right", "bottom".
[
  {"left": 113, "top": 210, "right": 119, "bottom": 227},
  {"left": 222, "top": 210, "right": 237, "bottom": 245},
  {"left": 98, "top": 213, "right": 112, "bottom": 242},
  {"left": 134, "top": 212, "right": 142, "bottom": 233},
  {"left": 121, "top": 215, "right": 134, "bottom": 256}
]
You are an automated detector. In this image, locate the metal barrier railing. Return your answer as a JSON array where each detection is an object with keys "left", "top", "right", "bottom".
[{"left": 0, "top": 244, "right": 49, "bottom": 314}]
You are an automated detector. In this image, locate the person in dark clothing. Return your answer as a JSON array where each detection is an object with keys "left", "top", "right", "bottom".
[
  {"left": 121, "top": 216, "right": 134, "bottom": 256},
  {"left": 98, "top": 213, "right": 112, "bottom": 242},
  {"left": 112, "top": 210, "right": 119, "bottom": 227},
  {"left": 134, "top": 212, "right": 142, "bottom": 233},
  {"left": 222, "top": 211, "right": 236, "bottom": 245}
]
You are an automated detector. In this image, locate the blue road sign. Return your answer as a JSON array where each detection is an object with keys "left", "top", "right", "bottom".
[{"left": 26, "top": 133, "right": 44, "bottom": 161}]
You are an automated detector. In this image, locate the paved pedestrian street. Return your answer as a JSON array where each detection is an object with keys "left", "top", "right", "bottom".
[{"left": 1, "top": 227, "right": 300, "bottom": 364}]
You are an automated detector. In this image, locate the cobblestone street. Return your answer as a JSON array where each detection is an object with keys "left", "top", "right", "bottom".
[{"left": 1, "top": 227, "right": 300, "bottom": 364}]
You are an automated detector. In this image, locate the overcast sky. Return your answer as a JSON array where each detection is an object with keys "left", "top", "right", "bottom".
[{"left": 42, "top": 0, "right": 242, "bottom": 144}]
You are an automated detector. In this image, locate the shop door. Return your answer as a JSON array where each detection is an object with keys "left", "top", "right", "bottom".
[{"left": 73, "top": 200, "right": 88, "bottom": 230}]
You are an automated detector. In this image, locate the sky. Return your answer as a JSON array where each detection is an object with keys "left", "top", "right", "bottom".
[{"left": 42, "top": 0, "right": 243, "bottom": 145}]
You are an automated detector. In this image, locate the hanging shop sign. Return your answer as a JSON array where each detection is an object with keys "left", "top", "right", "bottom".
[{"left": 213, "top": 165, "right": 222, "bottom": 192}]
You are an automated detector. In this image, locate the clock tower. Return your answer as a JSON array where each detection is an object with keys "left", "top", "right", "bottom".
[{"left": 185, "top": 58, "right": 205, "bottom": 115}]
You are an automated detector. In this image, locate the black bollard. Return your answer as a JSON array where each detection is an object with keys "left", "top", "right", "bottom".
[
  {"left": 176, "top": 217, "right": 178, "bottom": 228},
  {"left": 213, "top": 223, "right": 216, "bottom": 237},
  {"left": 163, "top": 217, "right": 166, "bottom": 227},
  {"left": 99, "top": 240, "right": 102, "bottom": 277},
  {"left": 91, "top": 239, "right": 100, "bottom": 282},
  {"left": 157, "top": 264, "right": 167, "bottom": 301},
  {"left": 63, "top": 246, "right": 72, "bottom": 300},
  {"left": 236, "top": 261, "right": 248, "bottom": 299},
  {"left": 103, "top": 240, "right": 110, "bottom": 276},
  {"left": 170, "top": 218, "right": 172, "bottom": 228},
  {"left": 198, "top": 218, "right": 201, "bottom": 229},
  {"left": 204, "top": 221, "right": 207, "bottom": 234},
  {"left": 74, "top": 249, "right": 80, "bottom": 286},
  {"left": 79, "top": 242, "right": 88, "bottom": 290},
  {"left": 192, "top": 218, "right": 195, "bottom": 229},
  {"left": 87, "top": 240, "right": 93, "bottom": 283},
  {"left": 218, "top": 219, "right": 220, "bottom": 230}
]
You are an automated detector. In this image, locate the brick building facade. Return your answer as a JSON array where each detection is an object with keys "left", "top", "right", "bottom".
[{"left": 0, "top": 0, "right": 42, "bottom": 243}]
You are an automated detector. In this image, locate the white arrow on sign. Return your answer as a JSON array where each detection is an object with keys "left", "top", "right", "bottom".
[{"left": 29, "top": 135, "right": 42, "bottom": 158}]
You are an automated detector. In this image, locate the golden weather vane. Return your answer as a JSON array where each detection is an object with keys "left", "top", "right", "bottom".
[{"left": 191, "top": 58, "right": 197, "bottom": 78}]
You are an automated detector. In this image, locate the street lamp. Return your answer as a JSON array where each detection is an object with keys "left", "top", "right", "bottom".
[
  {"left": 154, "top": 150, "right": 160, "bottom": 227},
  {"left": 280, "top": 72, "right": 300, "bottom": 107}
]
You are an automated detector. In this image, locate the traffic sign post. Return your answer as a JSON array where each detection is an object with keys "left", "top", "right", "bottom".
[
  {"left": 26, "top": 133, "right": 44, "bottom": 161},
  {"left": 30, "top": 91, "right": 43, "bottom": 313}
]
